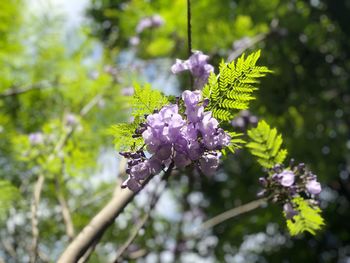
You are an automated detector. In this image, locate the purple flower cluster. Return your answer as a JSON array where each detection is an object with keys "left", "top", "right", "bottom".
[
  {"left": 65, "top": 113, "right": 78, "bottom": 126},
  {"left": 29, "top": 132, "right": 44, "bottom": 145},
  {"left": 120, "top": 90, "right": 231, "bottom": 192},
  {"left": 136, "top": 15, "right": 164, "bottom": 33},
  {"left": 171, "top": 51, "right": 214, "bottom": 89},
  {"left": 258, "top": 161, "right": 322, "bottom": 219},
  {"left": 129, "top": 14, "right": 164, "bottom": 46}
]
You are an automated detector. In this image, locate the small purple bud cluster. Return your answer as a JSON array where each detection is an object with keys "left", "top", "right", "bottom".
[
  {"left": 136, "top": 15, "right": 164, "bottom": 33},
  {"left": 29, "top": 132, "right": 44, "bottom": 145},
  {"left": 258, "top": 160, "right": 322, "bottom": 219},
  {"left": 65, "top": 113, "right": 78, "bottom": 127},
  {"left": 231, "top": 110, "right": 258, "bottom": 131},
  {"left": 120, "top": 90, "right": 231, "bottom": 192},
  {"left": 121, "top": 86, "right": 134, "bottom": 96},
  {"left": 119, "top": 150, "right": 163, "bottom": 192},
  {"left": 129, "top": 14, "right": 165, "bottom": 46},
  {"left": 171, "top": 51, "right": 214, "bottom": 89}
]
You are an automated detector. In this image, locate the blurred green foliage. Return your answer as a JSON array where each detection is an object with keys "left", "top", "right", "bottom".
[{"left": 0, "top": 0, "right": 130, "bottom": 261}]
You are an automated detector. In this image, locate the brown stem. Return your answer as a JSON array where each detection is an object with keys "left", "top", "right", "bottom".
[
  {"left": 55, "top": 177, "right": 75, "bottom": 240},
  {"left": 187, "top": 0, "right": 192, "bottom": 56},
  {"left": 0, "top": 81, "right": 52, "bottom": 98},
  {"left": 1, "top": 239, "right": 16, "bottom": 258},
  {"left": 187, "top": 0, "right": 194, "bottom": 89}
]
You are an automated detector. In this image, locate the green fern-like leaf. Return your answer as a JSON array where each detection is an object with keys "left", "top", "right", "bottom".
[
  {"left": 212, "top": 108, "right": 232, "bottom": 121},
  {"left": 247, "top": 120, "right": 288, "bottom": 168},
  {"left": 222, "top": 131, "right": 246, "bottom": 156},
  {"left": 0, "top": 180, "right": 20, "bottom": 221},
  {"left": 132, "top": 83, "right": 169, "bottom": 120},
  {"left": 203, "top": 50, "right": 272, "bottom": 121},
  {"left": 286, "top": 197, "right": 325, "bottom": 236},
  {"left": 109, "top": 83, "right": 169, "bottom": 151},
  {"left": 108, "top": 123, "right": 143, "bottom": 151}
]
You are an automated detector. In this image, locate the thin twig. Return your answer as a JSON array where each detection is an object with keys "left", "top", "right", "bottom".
[
  {"left": 190, "top": 198, "right": 268, "bottom": 237},
  {"left": 0, "top": 81, "right": 52, "bottom": 98},
  {"left": 55, "top": 176, "right": 75, "bottom": 240},
  {"left": 187, "top": 0, "right": 192, "bottom": 56},
  {"left": 113, "top": 213, "right": 150, "bottom": 263},
  {"left": 227, "top": 33, "right": 267, "bottom": 62},
  {"left": 1, "top": 239, "right": 16, "bottom": 258},
  {"left": 187, "top": 0, "right": 194, "bottom": 89},
  {"left": 77, "top": 238, "right": 99, "bottom": 263},
  {"left": 80, "top": 93, "right": 104, "bottom": 117},
  {"left": 72, "top": 188, "right": 114, "bottom": 213},
  {"left": 38, "top": 250, "right": 51, "bottom": 263},
  {"left": 127, "top": 249, "right": 148, "bottom": 260},
  {"left": 173, "top": 168, "right": 194, "bottom": 260}
]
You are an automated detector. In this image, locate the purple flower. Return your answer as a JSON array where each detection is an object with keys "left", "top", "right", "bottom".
[
  {"left": 130, "top": 162, "right": 151, "bottom": 180},
  {"left": 283, "top": 203, "right": 298, "bottom": 220},
  {"left": 259, "top": 162, "right": 322, "bottom": 220},
  {"left": 231, "top": 110, "right": 259, "bottom": 131},
  {"left": 181, "top": 123, "right": 198, "bottom": 142},
  {"left": 306, "top": 180, "right": 322, "bottom": 195},
  {"left": 136, "top": 17, "right": 152, "bottom": 33},
  {"left": 129, "top": 36, "right": 140, "bottom": 46},
  {"left": 66, "top": 113, "right": 78, "bottom": 126},
  {"left": 171, "top": 51, "right": 214, "bottom": 89},
  {"left": 159, "top": 104, "right": 179, "bottom": 119},
  {"left": 259, "top": 177, "right": 268, "bottom": 187},
  {"left": 155, "top": 144, "right": 173, "bottom": 160},
  {"left": 186, "top": 105, "right": 204, "bottom": 123},
  {"left": 28, "top": 132, "right": 44, "bottom": 145},
  {"left": 121, "top": 87, "right": 135, "bottom": 96},
  {"left": 151, "top": 15, "right": 164, "bottom": 27},
  {"left": 122, "top": 90, "right": 232, "bottom": 191},
  {"left": 136, "top": 14, "right": 164, "bottom": 33},
  {"left": 199, "top": 153, "right": 220, "bottom": 176},
  {"left": 171, "top": 59, "right": 190, "bottom": 74},
  {"left": 182, "top": 90, "right": 205, "bottom": 123},
  {"left": 188, "top": 51, "right": 214, "bottom": 79},
  {"left": 174, "top": 152, "right": 191, "bottom": 168},
  {"left": 147, "top": 157, "right": 163, "bottom": 174},
  {"left": 278, "top": 170, "right": 295, "bottom": 187},
  {"left": 186, "top": 141, "right": 204, "bottom": 160},
  {"left": 182, "top": 90, "right": 201, "bottom": 108},
  {"left": 198, "top": 112, "right": 219, "bottom": 136},
  {"left": 122, "top": 177, "right": 142, "bottom": 192},
  {"left": 29, "top": 132, "right": 44, "bottom": 145},
  {"left": 148, "top": 116, "right": 165, "bottom": 131}
]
